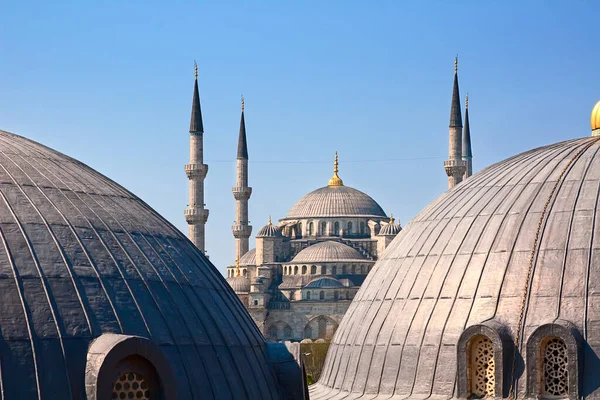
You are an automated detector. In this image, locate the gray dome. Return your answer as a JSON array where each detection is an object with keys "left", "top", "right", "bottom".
[
  {"left": 378, "top": 222, "right": 402, "bottom": 236},
  {"left": 305, "top": 277, "right": 345, "bottom": 288},
  {"left": 240, "top": 248, "right": 256, "bottom": 265},
  {"left": 256, "top": 221, "right": 283, "bottom": 238},
  {"left": 0, "top": 130, "right": 285, "bottom": 399},
  {"left": 226, "top": 275, "right": 251, "bottom": 293},
  {"left": 284, "top": 185, "right": 386, "bottom": 219},
  {"left": 311, "top": 137, "right": 600, "bottom": 399},
  {"left": 292, "top": 241, "right": 365, "bottom": 263}
]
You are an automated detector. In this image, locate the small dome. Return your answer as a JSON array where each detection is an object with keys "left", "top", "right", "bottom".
[
  {"left": 592, "top": 100, "right": 600, "bottom": 132},
  {"left": 305, "top": 277, "right": 345, "bottom": 288},
  {"left": 284, "top": 185, "right": 386, "bottom": 219},
  {"left": 378, "top": 219, "right": 402, "bottom": 236},
  {"left": 226, "top": 275, "right": 250, "bottom": 293},
  {"left": 292, "top": 241, "right": 365, "bottom": 263},
  {"left": 239, "top": 248, "right": 256, "bottom": 265},
  {"left": 256, "top": 217, "right": 283, "bottom": 238}
]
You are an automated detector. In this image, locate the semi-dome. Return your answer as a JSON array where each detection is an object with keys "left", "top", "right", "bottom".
[
  {"left": 292, "top": 241, "right": 365, "bottom": 263},
  {"left": 305, "top": 277, "right": 345, "bottom": 288},
  {"left": 311, "top": 136, "right": 600, "bottom": 399},
  {"left": 284, "top": 185, "right": 386, "bottom": 219},
  {"left": 0, "top": 130, "right": 297, "bottom": 399},
  {"left": 240, "top": 248, "right": 256, "bottom": 265},
  {"left": 226, "top": 275, "right": 251, "bottom": 292},
  {"left": 256, "top": 217, "right": 283, "bottom": 238}
]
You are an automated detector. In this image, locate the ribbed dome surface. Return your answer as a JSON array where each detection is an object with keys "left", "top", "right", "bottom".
[
  {"left": 292, "top": 241, "right": 365, "bottom": 263},
  {"left": 256, "top": 223, "right": 283, "bottom": 238},
  {"left": 226, "top": 275, "right": 251, "bottom": 293},
  {"left": 311, "top": 137, "right": 600, "bottom": 399},
  {"left": 305, "top": 277, "right": 345, "bottom": 288},
  {"left": 378, "top": 222, "right": 402, "bottom": 236},
  {"left": 240, "top": 248, "right": 256, "bottom": 265},
  {"left": 284, "top": 185, "right": 386, "bottom": 219},
  {"left": 0, "top": 130, "right": 281, "bottom": 399}
]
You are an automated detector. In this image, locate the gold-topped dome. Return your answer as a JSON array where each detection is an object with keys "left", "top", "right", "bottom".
[
  {"left": 328, "top": 152, "right": 344, "bottom": 186},
  {"left": 592, "top": 100, "right": 600, "bottom": 135}
]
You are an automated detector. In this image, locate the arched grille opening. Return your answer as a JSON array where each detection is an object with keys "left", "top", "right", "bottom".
[
  {"left": 112, "top": 372, "right": 150, "bottom": 399},
  {"left": 469, "top": 336, "right": 495, "bottom": 398},
  {"left": 541, "top": 337, "right": 569, "bottom": 397}
]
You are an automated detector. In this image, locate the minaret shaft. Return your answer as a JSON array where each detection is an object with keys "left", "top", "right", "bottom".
[
  {"left": 185, "top": 66, "right": 209, "bottom": 254},
  {"left": 444, "top": 57, "right": 466, "bottom": 189},
  {"left": 232, "top": 102, "right": 252, "bottom": 261}
]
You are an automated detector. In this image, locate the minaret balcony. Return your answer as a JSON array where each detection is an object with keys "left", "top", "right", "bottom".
[
  {"left": 185, "top": 163, "right": 208, "bottom": 179},
  {"left": 444, "top": 159, "right": 467, "bottom": 177},
  {"left": 232, "top": 186, "right": 253, "bottom": 200},
  {"left": 184, "top": 207, "right": 209, "bottom": 224},
  {"left": 232, "top": 224, "right": 253, "bottom": 238}
]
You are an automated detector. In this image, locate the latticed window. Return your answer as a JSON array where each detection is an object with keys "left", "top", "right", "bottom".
[
  {"left": 542, "top": 337, "right": 569, "bottom": 397},
  {"left": 112, "top": 372, "right": 150, "bottom": 399},
  {"left": 469, "top": 336, "right": 495, "bottom": 397}
]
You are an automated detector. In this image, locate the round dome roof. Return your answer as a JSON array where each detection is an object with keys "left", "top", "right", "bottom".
[
  {"left": 283, "top": 185, "right": 386, "bottom": 219},
  {"left": 378, "top": 221, "right": 402, "bottom": 236},
  {"left": 292, "top": 241, "right": 365, "bottom": 263},
  {"left": 311, "top": 136, "right": 600, "bottom": 398},
  {"left": 239, "top": 248, "right": 256, "bottom": 266},
  {"left": 305, "top": 277, "right": 345, "bottom": 288},
  {"left": 226, "top": 275, "right": 251, "bottom": 293},
  {"left": 0, "top": 130, "right": 282, "bottom": 399},
  {"left": 256, "top": 218, "right": 283, "bottom": 238}
]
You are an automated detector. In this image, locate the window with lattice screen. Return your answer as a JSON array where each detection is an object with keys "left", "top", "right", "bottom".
[
  {"left": 112, "top": 372, "right": 150, "bottom": 399},
  {"left": 541, "top": 337, "right": 569, "bottom": 397},
  {"left": 469, "top": 336, "right": 495, "bottom": 397}
]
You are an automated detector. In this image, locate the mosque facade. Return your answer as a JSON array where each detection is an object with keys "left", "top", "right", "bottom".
[{"left": 214, "top": 58, "right": 474, "bottom": 343}]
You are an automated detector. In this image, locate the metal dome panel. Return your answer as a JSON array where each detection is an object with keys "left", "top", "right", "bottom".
[{"left": 292, "top": 241, "right": 365, "bottom": 263}]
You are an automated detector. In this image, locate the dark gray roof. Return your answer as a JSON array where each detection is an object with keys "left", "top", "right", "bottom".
[
  {"left": 256, "top": 223, "right": 282, "bottom": 238},
  {"left": 311, "top": 136, "right": 600, "bottom": 399},
  {"left": 226, "top": 275, "right": 251, "bottom": 293},
  {"left": 463, "top": 103, "right": 472, "bottom": 157},
  {"left": 449, "top": 69, "right": 462, "bottom": 127},
  {"left": 283, "top": 185, "right": 386, "bottom": 219},
  {"left": 239, "top": 248, "right": 256, "bottom": 266},
  {"left": 378, "top": 222, "right": 402, "bottom": 236},
  {"left": 238, "top": 111, "right": 248, "bottom": 159},
  {"left": 292, "top": 241, "right": 365, "bottom": 263},
  {"left": 0, "top": 129, "right": 287, "bottom": 399},
  {"left": 189, "top": 77, "right": 204, "bottom": 133},
  {"left": 304, "top": 277, "right": 344, "bottom": 288}
]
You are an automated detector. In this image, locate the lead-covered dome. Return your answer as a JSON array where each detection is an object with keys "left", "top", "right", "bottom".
[
  {"left": 292, "top": 241, "right": 365, "bottom": 263},
  {"left": 284, "top": 185, "right": 386, "bottom": 219},
  {"left": 0, "top": 130, "right": 287, "bottom": 399},
  {"left": 311, "top": 137, "right": 600, "bottom": 399}
]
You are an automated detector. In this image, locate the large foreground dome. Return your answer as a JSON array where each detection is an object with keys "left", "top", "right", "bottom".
[
  {"left": 0, "top": 130, "right": 301, "bottom": 399},
  {"left": 311, "top": 136, "right": 600, "bottom": 399}
]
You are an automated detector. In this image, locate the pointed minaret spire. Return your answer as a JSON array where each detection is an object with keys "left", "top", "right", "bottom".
[
  {"left": 232, "top": 96, "right": 252, "bottom": 262},
  {"left": 462, "top": 94, "right": 473, "bottom": 180},
  {"left": 185, "top": 62, "right": 209, "bottom": 254},
  {"left": 444, "top": 56, "right": 467, "bottom": 189}
]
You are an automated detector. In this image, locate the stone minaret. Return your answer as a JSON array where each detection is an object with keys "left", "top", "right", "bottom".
[
  {"left": 184, "top": 63, "right": 209, "bottom": 254},
  {"left": 462, "top": 94, "right": 473, "bottom": 180},
  {"left": 444, "top": 57, "right": 466, "bottom": 189},
  {"left": 232, "top": 97, "right": 252, "bottom": 261}
]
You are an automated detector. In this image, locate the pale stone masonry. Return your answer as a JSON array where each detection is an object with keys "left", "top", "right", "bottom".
[
  {"left": 184, "top": 64, "right": 209, "bottom": 254},
  {"left": 232, "top": 97, "right": 252, "bottom": 262},
  {"left": 445, "top": 56, "right": 468, "bottom": 189}
]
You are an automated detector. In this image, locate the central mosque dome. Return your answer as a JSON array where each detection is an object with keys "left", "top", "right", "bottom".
[
  {"left": 311, "top": 134, "right": 600, "bottom": 399},
  {"left": 0, "top": 129, "right": 300, "bottom": 399}
]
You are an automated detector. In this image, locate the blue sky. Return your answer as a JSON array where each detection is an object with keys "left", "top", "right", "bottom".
[{"left": 1, "top": 1, "right": 598, "bottom": 273}]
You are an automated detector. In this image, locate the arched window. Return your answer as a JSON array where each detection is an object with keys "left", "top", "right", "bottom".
[
  {"left": 342, "top": 265, "right": 347, "bottom": 274},
  {"left": 360, "top": 222, "right": 365, "bottom": 234},
  {"left": 469, "top": 336, "right": 495, "bottom": 397},
  {"left": 302, "top": 265, "right": 307, "bottom": 274},
  {"left": 308, "top": 222, "right": 313, "bottom": 236},
  {"left": 334, "top": 291, "right": 339, "bottom": 300},
  {"left": 541, "top": 338, "right": 569, "bottom": 397},
  {"left": 294, "top": 266, "right": 298, "bottom": 275},
  {"left": 306, "top": 291, "right": 311, "bottom": 300},
  {"left": 332, "top": 266, "right": 337, "bottom": 275},
  {"left": 283, "top": 325, "right": 292, "bottom": 339},
  {"left": 334, "top": 221, "right": 340, "bottom": 235},
  {"left": 351, "top": 265, "right": 356, "bottom": 274},
  {"left": 361, "top": 265, "right": 365, "bottom": 274},
  {"left": 345, "top": 290, "right": 349, "bottom": 299},
  {"left": 321, "top": 265, "right": 326, "bottom": 274},
  {"left": 311, "top": 265, "right": 317, "bottom": 274},
  {"left": 321, "top": 221, "right": 327, "bottom": 235},
  {"left": 297, "top": 222, "right": 302, "bottom": 237},
  {"left": 347, "top": 221, "right": 352, "bottom": 234},
  {"left": 113, "top": 371, "right": 152, "bottom": 400},
  {"left": 304, "top": 326, "right": 313, "bottom": 339},
  {"left": 319, "top": 291, "right": 325, "bottom": 300}
]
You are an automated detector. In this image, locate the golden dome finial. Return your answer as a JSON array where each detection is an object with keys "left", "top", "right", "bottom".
[
  {"left": 328, "top": 151, "right": 344, "bottom": 186},
  {"left": 389, "top": 213, "right": 394, "bottom": 224},
  {"left": 241, "top": 95, "right": 245, "bottom": 112},
  {"left": 592, "top": 100, "right": 600, "bottom": 136},
  {"left": 194, "top": 60, "right": 198, "bottom": 79},
  {"left": 235, "top": 257, "right": 241, "bottom": 277},
  {"left": 454, "top": 55, "right": 458, "bottom": 73},
  {"left": 268, "top": 215, "right": 272, "bottom": 226}
]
